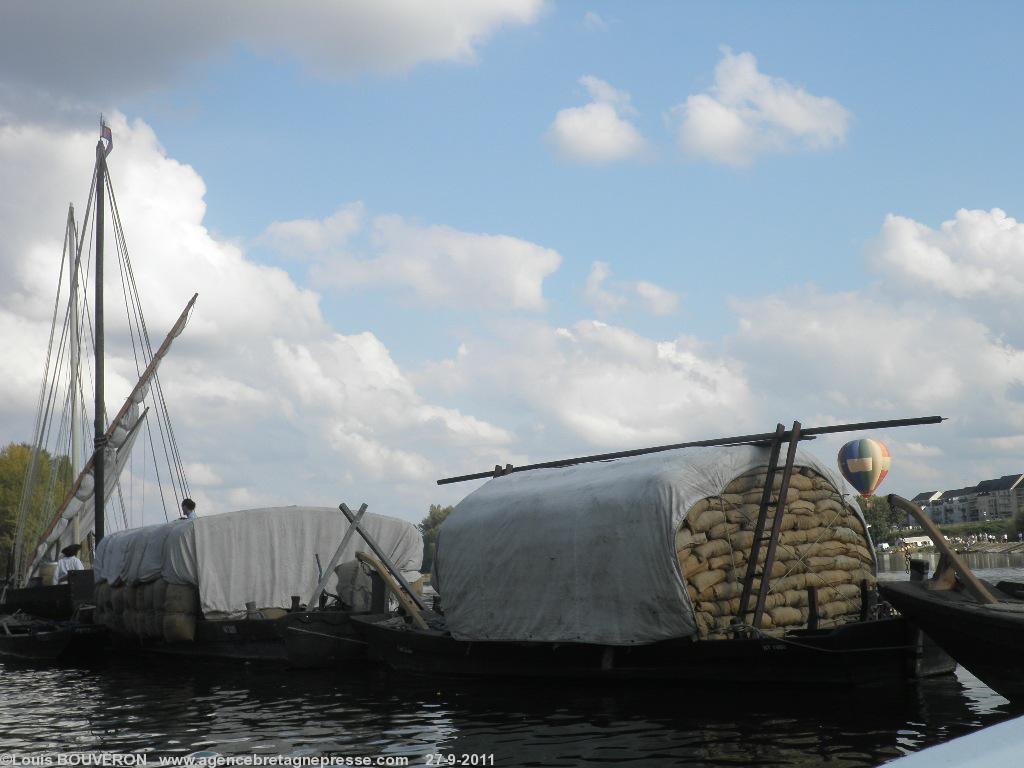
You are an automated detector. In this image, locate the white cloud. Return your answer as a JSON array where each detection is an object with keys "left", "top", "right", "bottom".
[
  {"left": 421, "top": 320, "right": 753, "bottom": 449},
  {"left": 583, "top": 261, "right": 679, "bottom": 315},
  {"left": 0, "top": 1, "right": 544, "bottom": 116},
  {"left": 260, "top": 203, "right": 366, "bottom": 259},
  {"left": 262, "top": 208, "right": 562, "bottom": 312},
  {"left": 584, "top": 261, "right": 628, "bottom": 313},
  {"left": 673, "top": 48, "right": 851, "bottom": 167},
  {"left": 184, "top": 462, "right": 223, "bottom": 486},
  {"left": 0, "top": 115, "right": 514, "bottom": 521},
  {"left": 582, "top": 12, "right": 608, "bottom": 32},
  {"left": 731, "top": 288, "right": 1024, "bottom": 416},
  {"left": 548, "top": 76, "right": 647, "bottom": 164},
  {"left": 634, "top": 280, "right": 680, "bottom": 316},
  {"left": 869, "top": 208, "right": 1024, "bottom": 301}
]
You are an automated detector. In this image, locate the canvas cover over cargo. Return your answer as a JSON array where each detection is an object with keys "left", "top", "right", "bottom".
[
  {"left": 93, "top": 506, "right": 423, "bottom": 618},
  {"left": 434, "top": 445, "right": 874, "bottom": 645}
]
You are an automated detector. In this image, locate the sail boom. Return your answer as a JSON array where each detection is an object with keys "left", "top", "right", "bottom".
[{"left": 21, "top": 293, "right": 197, "bottom": 583}]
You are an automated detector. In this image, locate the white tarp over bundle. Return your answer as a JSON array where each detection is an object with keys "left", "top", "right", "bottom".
[
  {"left": 94, "top": 506, "right": 423, "bottom": 617},
  {"left": 434, "top": 445, "right": 856, "bottom": 646}
]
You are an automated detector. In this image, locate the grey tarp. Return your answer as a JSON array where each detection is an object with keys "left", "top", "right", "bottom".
[
  {"left": 434, "top": 445, "right": 861, "bottom": 645},
  {"left": 94, "top": 506, "right": 423, "bottom": 617}
]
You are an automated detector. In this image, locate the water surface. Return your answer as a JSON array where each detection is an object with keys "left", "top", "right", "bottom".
[{"left": 1, "top": 554, "right": 1020, "bottom": 767}]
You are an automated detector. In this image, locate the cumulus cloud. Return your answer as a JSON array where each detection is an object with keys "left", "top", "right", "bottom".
[
  {"left": 583, "top": 261, "right": 679, "bottom": 315},
  {"left": 728, "top": 286, "right": 1024, "bottom": 488},
  {"left": 673, "top": 48, "right": 851, "bottom": 167},
  {"left": 0, "top": 1, "right": 543, "bottom": 118},
  {"left": 634, "top": 280, "right": 680, "bottom": 315},
  {"left": 421, "top": 320, "right": 753, "bottom": 449},
  {"left": 869, "top": 208, "right": 1024, "bottom": 301},
  {"left": 0, "top": 115, "right": 513, "bottom": 521},
  {"left": 583, "top": 261, "right": 628, "bottom": 313},
  {"left": 262, "top": 207, "right": 562, "bottom": 312},
  {"left": 547, "top": 76, "right": 647, "bottom": 164},
  {"left": 260, "top": 203, "right": 366, "bottom": 259}
]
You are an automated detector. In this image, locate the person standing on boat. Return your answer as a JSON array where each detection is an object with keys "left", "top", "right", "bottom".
[
  {"left": 180, "top": 498, "right": 197, "bottom": 520},
  {"left": 56, "top": 544, "right": 85, "bottom": 583}
]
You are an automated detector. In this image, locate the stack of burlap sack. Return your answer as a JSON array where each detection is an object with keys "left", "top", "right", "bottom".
[
  {"left": 93, "top": 579, "right": 200, "bottom": 642},
  {"left": 676, "top": 467, "right": 875, "bottom": 639}
]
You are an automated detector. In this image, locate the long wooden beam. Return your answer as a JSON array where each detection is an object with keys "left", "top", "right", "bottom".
[
  {"left": 888, "top": 494, "right": 998, "bottom": 604},
  {"left": 437, "top": 416, "right": 945, "bottom": 486}
]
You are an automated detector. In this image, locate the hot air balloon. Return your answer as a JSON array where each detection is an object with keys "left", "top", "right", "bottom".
[{"left": 837, "top": 438, "right": 891, "bottom": 497}]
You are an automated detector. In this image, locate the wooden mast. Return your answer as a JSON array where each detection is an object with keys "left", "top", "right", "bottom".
[
  {"left": 67, "top": 205, "right": 82, "bottom": 549},
  {"left": 94, "top": 135, "right": 106, "bottom": 545}
]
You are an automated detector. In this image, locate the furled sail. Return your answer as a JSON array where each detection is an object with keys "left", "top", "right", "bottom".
[
  {"left": 15, "top": 293, "right": 198, "bottom": 585},
  {"left": 26, "top": 409, "right": 147, "bottom": 579}
]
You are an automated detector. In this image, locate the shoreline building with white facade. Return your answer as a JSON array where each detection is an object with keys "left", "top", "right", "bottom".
[{"left": 907, "top": 474, "right": 1024, "bottom": 526}]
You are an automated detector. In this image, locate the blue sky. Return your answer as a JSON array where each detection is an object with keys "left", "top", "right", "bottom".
[
  {"left": 122, "top": 2, "right": 1024, "bottom": 353},
  {"left": 2, "top": 1, "right": 1023, "bottom": 525}
]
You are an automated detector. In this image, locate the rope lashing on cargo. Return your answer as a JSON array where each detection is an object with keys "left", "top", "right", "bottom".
[
  {"left": 734, "top": 625, "right": 916, "bottom": 654},
  {"left": 769, "top": 496, "right": 862, "bottom": 614}
]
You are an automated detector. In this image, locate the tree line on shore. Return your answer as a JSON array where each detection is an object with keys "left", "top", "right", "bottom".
[
  {"left": 856, "top": 495, "right": 1024, "bottom": 546},
  {"left": 0, "top": 442, "right": 73, "bottom": 579}
]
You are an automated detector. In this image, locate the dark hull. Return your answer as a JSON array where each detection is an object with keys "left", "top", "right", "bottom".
[
  {"left": 1, "top": 570, "right": 96, "bottom": 621},
  {"left": 880, "top": 580, "right": 1024, "bottom": 702},
  {"left": 1, "top": 584, "right": 73, "bottom": 620},
  {"left": 0, "top": 625, "right": 74, "bottom": 660},
  {"left": 115, "top": 616, "right": 290, "bottom": 662},
  {"left": 280, "top": 611, "right": 375, "bottom": 668},
  {"left": 354, "top": 615, "right": 933, "bottom": 687},
  {"left": 112, "top": 611, "right": 378, "bottom": 666}
]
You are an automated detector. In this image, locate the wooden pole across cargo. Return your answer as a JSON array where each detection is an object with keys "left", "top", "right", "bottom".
[{"left": 437, "top": 415, "right": 945, "bottom": 486}]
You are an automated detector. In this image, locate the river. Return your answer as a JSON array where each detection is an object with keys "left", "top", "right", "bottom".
[{"left": 1, "top": 554, "right": 1021, "bottom": 767}]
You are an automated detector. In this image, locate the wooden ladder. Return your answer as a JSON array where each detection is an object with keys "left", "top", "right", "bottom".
[{"left": 735, "top": 420, "right": 802, "bottom": 632}]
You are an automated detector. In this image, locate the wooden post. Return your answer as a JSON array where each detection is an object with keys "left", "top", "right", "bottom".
[
  {"left": 888, "top": 495, "right": 998, "bottom": 604},
  {"left": 806, "top": 587, "right": 818, "bottom": 631},
  {"left": 355, "top": 552, "right": 428, "bottom": 629},
  {"left": 308, "top": 503, "right": 367, "bottom": 607}
]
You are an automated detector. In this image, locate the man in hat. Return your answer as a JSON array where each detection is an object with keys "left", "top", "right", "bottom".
[
  {"left": 56, "top": 544, "right": 85, "bottom": 583},
  {"left": 180, "top": 498, "right": 197, "bottom": 520}
]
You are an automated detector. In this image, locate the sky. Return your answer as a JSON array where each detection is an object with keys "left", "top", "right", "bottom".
[{"left": 2, "top": 1, "right": 1023, "bottom": 529}]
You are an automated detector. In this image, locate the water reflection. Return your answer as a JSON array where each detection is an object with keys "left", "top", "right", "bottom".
[
  {"left": 876, "top": 550, "right": 1024, "bottom": 584},
  {"left": 1, "top": 654, "right": 1020, "bottom": 766},
  {"left": 2, "top": 551, "right": 1023, "bottom": 765}
]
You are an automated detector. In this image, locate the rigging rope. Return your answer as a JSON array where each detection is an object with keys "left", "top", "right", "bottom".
[{"left": 15, "top": 158, "right": 193, "bottom": 581}]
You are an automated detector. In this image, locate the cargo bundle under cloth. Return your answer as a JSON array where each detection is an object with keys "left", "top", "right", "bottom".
[
  {"left": 435, "top": 445, "right": 873, "bottom": 645},
  {"left": 91, "top": 506, "right": 423, "bottom": 643}
]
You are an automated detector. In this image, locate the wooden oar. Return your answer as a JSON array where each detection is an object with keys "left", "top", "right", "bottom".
[
  {"left": 888, "top": 494, "right": 998, "bottom": 604},
  {"left": 308, "top": 503, "right": 367, "bottom": 607},
  {"left": 355, "top": 551, "right": 428, "bottom": 630}
]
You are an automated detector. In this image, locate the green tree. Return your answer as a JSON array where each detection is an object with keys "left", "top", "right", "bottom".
[
  {"left": 417, "top": 504, "right": 454, "bottom": 574},
  {"left": 0, "top": 443, "right": 73, "bottom": 580},
  {"left": 855, "top": 494, "right": 900, "bottom": 545}
]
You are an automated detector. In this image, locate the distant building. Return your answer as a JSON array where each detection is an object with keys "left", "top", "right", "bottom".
[
  {"left": 908, "top": 474, "right": 1024, "bottom": 526},
  {"left": 898, "top": 535, "right": 933, "bottom": 548}
]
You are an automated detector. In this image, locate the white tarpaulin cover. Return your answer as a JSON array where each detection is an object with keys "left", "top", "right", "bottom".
[
  {"left": 435, "top": 445, "right": 856, "bottom": 646},
  {"left": 94, "top": 506, "right": 422, "bottom": 617}
]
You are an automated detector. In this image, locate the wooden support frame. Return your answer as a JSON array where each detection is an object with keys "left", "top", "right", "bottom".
[
  {"left": 308, "top": 503, "right": 367, "bottom": 607},
  {"left": 888, "top": 495, "right": 998, "bottom": 604},
  {"left": 736, "top": 423, "right": 785, "bottom": 627},
  {"left": 339, "top": 502, "right": 428, "bottom": 613},
  {"left": 355, "top": 551, "right": 428, "bottom": 630},
  {"left": 752, "top": 421, "right": 802, "bottom": 629}
]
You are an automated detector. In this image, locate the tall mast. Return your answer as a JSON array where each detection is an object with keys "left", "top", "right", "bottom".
[
  {"left": 68, "top": 204, "right": 82, "bottom": 546},
  {"left": 94, "top": 137, "right": 106, "bottom": 545}
]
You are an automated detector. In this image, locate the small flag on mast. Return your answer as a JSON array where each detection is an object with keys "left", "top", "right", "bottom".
[{"left": 100, "top": 123, "right": 113, "bottom": 157}]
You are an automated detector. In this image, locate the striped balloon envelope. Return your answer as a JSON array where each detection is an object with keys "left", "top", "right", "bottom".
[{"left": 837, "top": 438, "right": 892, "bottom": 497}]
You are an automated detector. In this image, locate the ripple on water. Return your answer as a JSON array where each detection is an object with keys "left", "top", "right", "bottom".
[{"left": 1, "top": 629, "right": 1022, "bottom": 765}]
